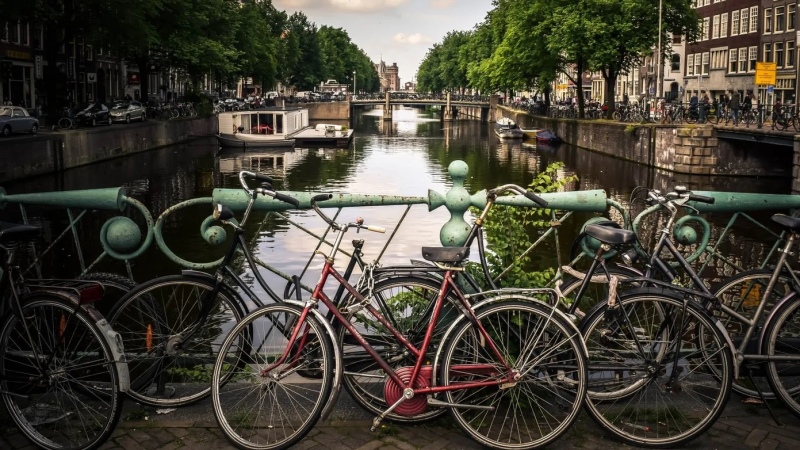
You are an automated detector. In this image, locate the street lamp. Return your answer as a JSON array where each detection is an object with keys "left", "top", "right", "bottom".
[
  {"left": 353, "top": 70, "right": 357, "bottom": 95},
  {"left": 656, "top": 0, "right": 663, "bottom": 100}
]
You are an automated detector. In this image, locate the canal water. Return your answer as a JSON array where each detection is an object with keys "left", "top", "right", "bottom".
[{"left": 1, "top": 107, "right": 790, "bottom": 296}]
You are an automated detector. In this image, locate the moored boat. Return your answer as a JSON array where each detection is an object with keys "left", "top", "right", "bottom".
[
  {"left": 495, "top": 117, "right": 524, "bottom": 139},
  {"left": 215, "top": 107, "right": 310, "bottom": 148},
  {"left": 535, "top": 129, "right": 561, "bottom": 144},
  {"left": 519, "top": 127, "right": 541, "bottom": 139}
]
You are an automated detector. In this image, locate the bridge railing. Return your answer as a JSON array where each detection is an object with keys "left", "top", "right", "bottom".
[{"left": 2, "top": 161, "right": 800, "bottom": 293}]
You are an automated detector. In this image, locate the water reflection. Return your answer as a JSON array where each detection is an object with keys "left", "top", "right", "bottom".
[{"left": 0, "top": 108, "right": 791, "bottom": 292}]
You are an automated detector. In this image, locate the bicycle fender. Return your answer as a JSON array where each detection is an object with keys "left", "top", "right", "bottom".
[
  {"left": 180, "top": 269, "right": 216, "bottom": 281},
  {"left": 282, "top": 299, "right": 343, "bottom": 422}
]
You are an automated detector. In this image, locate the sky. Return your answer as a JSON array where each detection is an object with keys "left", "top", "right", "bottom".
[{"left": 273, "top": 0, "right": 493, "bottom": 84}]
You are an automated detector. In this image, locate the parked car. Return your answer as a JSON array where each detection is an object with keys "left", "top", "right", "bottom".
[
  {"left": 109, "top": 101, "right": 147, "bottom": 123},
  {"left": 264, "top": 91, "right": 279, "bottom": 99},
  {"left": 0, "top": 106, "right": 39, "bottom": 136},
  {"left": 73, "top": 103, "right": 111, "bottom": 126}
]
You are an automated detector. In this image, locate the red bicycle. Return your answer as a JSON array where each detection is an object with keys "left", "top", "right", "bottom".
[{"left": 210, "top": 190, "right": 588, "bottom": 450}]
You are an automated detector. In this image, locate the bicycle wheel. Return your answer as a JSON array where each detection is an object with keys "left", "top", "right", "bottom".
[
  {"left": 337, "top": 276, "right": 457, "bottom": 423},
  {"left": 58, "top": 117, "right": 72, "bottom": 129},
  {"left": 0, "top": 295, "right": 122, "bottom": 450},
  {"left": 437, "top": 298, "right": 587, "bottom": 449},
  {"left": 108, "top": 275, "right": 246, "bottom": 406},
  {"left": 743, "top": 111, "right": 755, "bottom": 127},
  {"left": 212, "top": 303, "right": 335, "bottom": 450},
  {"left": 712, "top": 269, "right": 796, "bottom": 398},
  {"left": 763, "top": 295, "right": 800, "bottom": 418},
  {"left": 581, "top": 289, "right": 732, "bottom": 447}
]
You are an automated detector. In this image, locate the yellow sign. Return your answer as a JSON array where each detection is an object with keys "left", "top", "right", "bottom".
[
  {"left": 556, "top": 84, "right": 568, "bottom": 90},
  {"left": 755, "top": 62, "right": 777, "bottom": 85},
  {"left": 5, "top": 50, "right": 31, "bottom": 60}
]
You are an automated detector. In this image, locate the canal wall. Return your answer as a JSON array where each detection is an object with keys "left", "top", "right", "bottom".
[
  {"left": 0, "top": 117, "right": 217, "bottom": 183},
  {"left": 498, "top": 106, "right": 793, "bottom": 178}
]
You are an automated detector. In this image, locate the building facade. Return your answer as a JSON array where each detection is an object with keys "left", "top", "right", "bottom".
[
  {"left": 375, "top": 60, "right": 400, "bottom": 92},
  {"left": 761, "top": 0, "right": 797, "bottom": 103}
]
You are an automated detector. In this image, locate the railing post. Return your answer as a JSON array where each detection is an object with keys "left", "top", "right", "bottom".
[
  {"left": 383, "top": 91, "right": 392, "bottom": 121},
  {"left": 757, "top": 104, "right": 764, "bottom": 129}
]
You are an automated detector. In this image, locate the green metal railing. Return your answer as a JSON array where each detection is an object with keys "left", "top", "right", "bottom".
[{"left": 1, "top": 160, "right": 800, "bottom": 289}]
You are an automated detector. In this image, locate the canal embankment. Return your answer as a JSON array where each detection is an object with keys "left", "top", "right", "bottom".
[
  {"left": 0, "top": 117, "right": 217, "bottom": 183},
  {"left": 497, "top": 106, "right": 794, "bottom": 181}
]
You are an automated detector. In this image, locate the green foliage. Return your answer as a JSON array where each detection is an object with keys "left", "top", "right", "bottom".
[{"left": 468, "top": 162, "right": 579, "bottom": 289}]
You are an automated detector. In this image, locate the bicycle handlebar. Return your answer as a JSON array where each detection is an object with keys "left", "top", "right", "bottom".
[
  {"left": 309, "top": 193, "right": 384, "bottom": 233},
  {"left": 488, "top": 184, "right": 549, "bottom": 208},
  {"left": 688, "top": 194, "right": 715, "bottom": 204}
]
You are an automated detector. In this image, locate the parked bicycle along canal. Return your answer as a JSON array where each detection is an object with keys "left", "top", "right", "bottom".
[{"left": 1, "top": 107, "right": 793, "bottom": 294}]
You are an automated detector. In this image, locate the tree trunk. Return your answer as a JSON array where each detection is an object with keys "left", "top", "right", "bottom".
[
  {"left": 134, "top": 57, "right": 150, "bottom": 102},
  {"left": 603, "top": 69, "right": 617, "bottom": 120},
  {"left": 43, "top": 25, "right": 66, "bottom": 123}
]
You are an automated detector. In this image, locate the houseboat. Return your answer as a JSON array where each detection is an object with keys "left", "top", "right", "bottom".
[
  {"left": 216, "top": 107, "right": 310, "bottom": 148},
  {"left": 292, "top": 123, "right": 354, "bottom": 148}
]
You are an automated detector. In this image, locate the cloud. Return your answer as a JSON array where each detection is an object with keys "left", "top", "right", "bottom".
[
  {"left": 430, "top": 0, "right": 456, "bottom": 7},
  {"left": 275, "top": 0, "right": 409, "bottom": 12},
  {"left": 393, "top": 32, "right": 435, "bottom": 44}
]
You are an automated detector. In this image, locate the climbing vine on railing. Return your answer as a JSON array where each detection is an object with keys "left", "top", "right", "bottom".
[{"left": 469, "top": 162, "right": 580, "bottom": 288}]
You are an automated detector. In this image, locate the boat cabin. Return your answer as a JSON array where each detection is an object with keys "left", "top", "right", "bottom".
[{"left": 218, "top": 107, "right": 309, "bottom": 138}]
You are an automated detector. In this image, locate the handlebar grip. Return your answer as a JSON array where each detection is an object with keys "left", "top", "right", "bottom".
[
  {"left": 253, "top": 173, "right": 273, "bottom": 183},
  {"left": 366, "top": 225, "right": 386, "bottom": 233},
  {"left": 688, "top": 194, "right": 715, "bottom": 204},
  {"left": 273, "top": 192, "right": 300, "bottom": 208},
  {"left": 525, "top": 190, "right": 549, "bottom": 208},
  {"left": 311, "top": 193, "right": 333, "bottom": 203}
]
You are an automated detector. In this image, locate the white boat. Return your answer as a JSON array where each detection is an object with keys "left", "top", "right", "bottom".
[
  {"left": 216, "top": 107, "right": 310, "bottom": 148},
  {"left": 495, "top": 117, "right": 524, "bottom": 139}
]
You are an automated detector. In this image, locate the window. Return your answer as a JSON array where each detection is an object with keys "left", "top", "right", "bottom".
[
  {"left": 765, "top": 42, "right": 773, "bottom": 63},
  {"left": 671, "top": 54, "right": 681, "bottom": 71},
  {"left": 702, "top": 52, "right": 710, "bottom": 74},
  {"left": 732, "top": 10, "right": 740, "bottom": 35},
  {"left": 21, "top": 22, "right": 28, "bottom": 46},
  {"left": 739, "top": 47, "right": 747, "bottom": 72},
  {"left": 750, "top": 7, "right": 758, "bottom": 33},
  {"left": 788, "top": 41, "right": 796, "bottom": 67},
  {"left": 721, "top": 13, "right": 728, "bottom": 37},
  {"left": 704, "top": 0, "right": 710, "bottom": 6},
  {"left": 86, "top": 45, "right": 93, "bottom": 61},
  {"left": 695, "top": 53, "right": 702, "bottom": 75},
  {"left": 9, "top": 21, "right": 19, "bottom": 43},
  {"left": 673, "top": 34, "right": 682, "bottom": 44},
  {"left": 777, "top": 6, "right": 785, "bottom": 32},
  {"left": 729, "top": 49, "right": 738, "bottom": 72},
  {"left": 776, "top": 42, "right": 784, "bottom": 67},
  {"left": 1, "top": 23, "right": 7, "bottom": 42},
  {"left": 703, "top": 17, "right": 710, "bottom": 40},
  {"left": 749, "top": 46, "right": 758, "bottom": 71},
  {"left": 790, "top": 5, "right": 796, "bottom": 31},
  {"left": 766, "top": 8, "right": 773, "bottom": 33},
  {"left": 740, "top": 8, "right": 749, "bottom": 35},
  {"left": 697, "top": 19, "right": 704, "bottom": 41},
  {"left": 687, "top": 54, "right": 695, "bottom": 75},
  {"left": 713, "top": 15, "right": 720, "bottom": 39}
]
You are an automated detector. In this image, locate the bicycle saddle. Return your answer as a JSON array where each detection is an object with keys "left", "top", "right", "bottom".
[
  {"left": 0, "top": 221, "right": 40, "bottom": 244},
  {"left": 584, "top": 224, "right": 635, "bottom": 245},
  {"left": 772, "top": 214, "right": 800, "bottom": 232},
  {"left": 421, "top": 247, "right": 470, "bottom": 263}
]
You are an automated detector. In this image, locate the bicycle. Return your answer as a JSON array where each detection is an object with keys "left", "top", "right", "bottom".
[
  {"left": 210, "top": 191, "right": 588, "bottom": 450},
  {"left": 58, "top": 107, "right": 74, "bottom": 130},
  {"left": 559, "top": 188, "right": 800, "bottom": 446},
  {"left": 0, "top": 221, "right": 128, "bottom": 449}
]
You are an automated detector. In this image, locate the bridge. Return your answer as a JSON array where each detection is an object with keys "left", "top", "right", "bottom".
[{"left": 350, "top": 92, "right": 495, "bottom": 122}]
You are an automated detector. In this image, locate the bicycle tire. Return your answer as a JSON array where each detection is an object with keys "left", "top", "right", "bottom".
[
  {"left": 762, "top": 294, "right": 800, "bottom": 418},
  {"left": 437, "top": 298, "right": 587, "bottom": 449},
  {"left": 0, "top": 295, "right": 122, "bottom": 450},
  {"left": 712, "top": 269, "right": 798, "bottom": 398},
  {"left": 337, "top": 276, "right": 456, "bottom": 423},
  {"left": 58, "top": 117, "right": 72, "bottom": 129},
  {"left": 212, "top": 303, "right": 335, "bottom": 450},
  {"left": 581, "top": 289, "right": 733, "bottom": 448},
  {"left": 108, "top": 274, "right": 246, "bottom": 406}
]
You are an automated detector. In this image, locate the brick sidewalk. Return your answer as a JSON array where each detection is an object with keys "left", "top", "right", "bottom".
[{"left": 3, "top": 397, "right": 800, "bottom": 449}]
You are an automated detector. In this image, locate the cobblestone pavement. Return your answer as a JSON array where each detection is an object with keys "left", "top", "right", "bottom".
[{"left": 2, "top": 395, "right": 800, "bottom": 449}]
